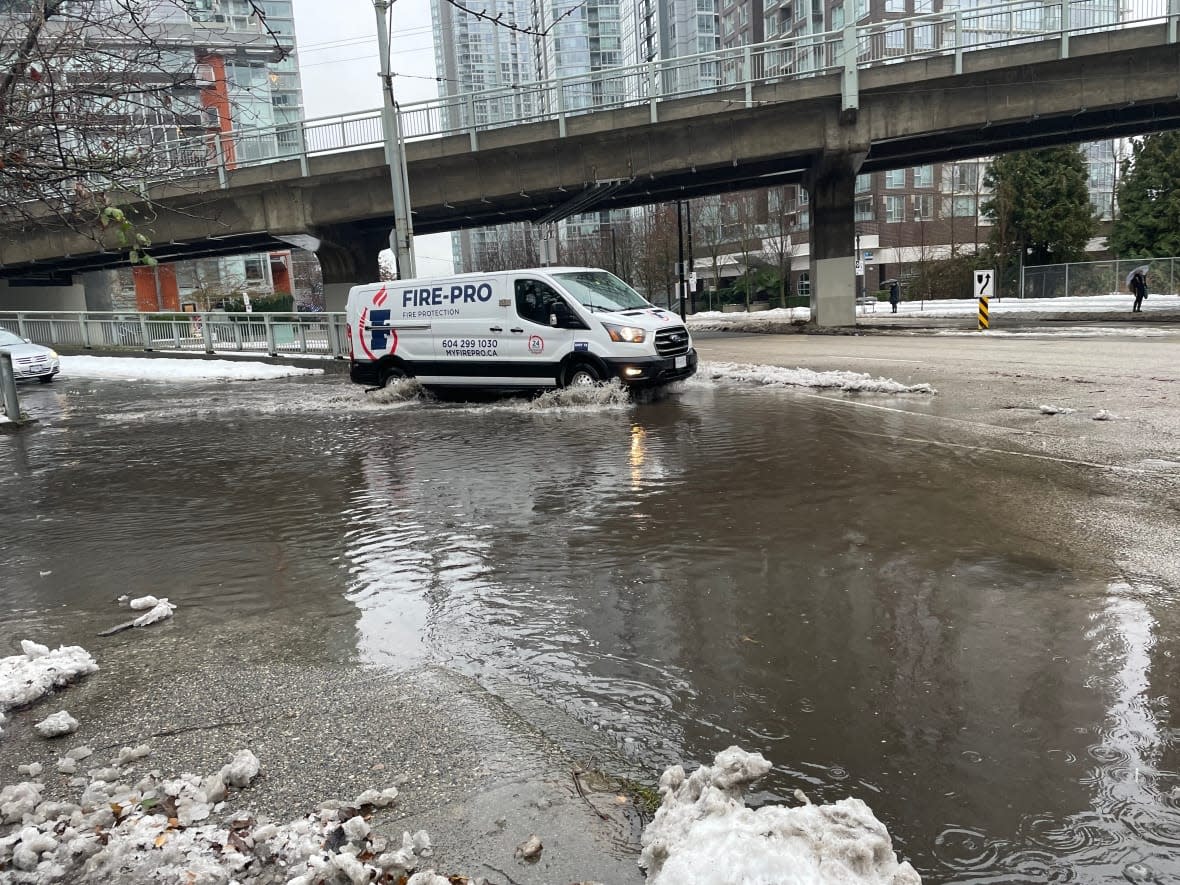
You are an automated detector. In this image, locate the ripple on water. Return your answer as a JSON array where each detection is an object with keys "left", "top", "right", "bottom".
[{"left": 933, "top": 825, "right": 1005, "bottom": 871}]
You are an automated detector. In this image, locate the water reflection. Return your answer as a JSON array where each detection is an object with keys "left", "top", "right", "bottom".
[{"left": 2, "top": 378, "right": 1178, "bottom": 882}]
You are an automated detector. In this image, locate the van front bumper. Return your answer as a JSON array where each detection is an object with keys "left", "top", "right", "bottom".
[
  {"left": 605, "top": 349, "right": 697, "bottom": 385},
  {"left": 349, "top": 361, "right": 381, "bottom": 386}
]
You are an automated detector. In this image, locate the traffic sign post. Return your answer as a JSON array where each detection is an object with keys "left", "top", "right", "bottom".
[{"left": 975, "top": 269, "right": 994, "bottom": 330}]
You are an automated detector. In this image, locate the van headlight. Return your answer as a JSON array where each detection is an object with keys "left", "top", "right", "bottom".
[
  {"left": 602, "top": 323, "right": 646, "bottom": 343},
  {"left": 47, "top": 349, "right": 59, "bottom": 361}
]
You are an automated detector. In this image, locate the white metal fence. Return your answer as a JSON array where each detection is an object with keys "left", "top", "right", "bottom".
[
  {"left": 0, "top": 311, "right": 350, "bottom": 359},
  {"left": 137, "top": 0, "right": 1176, "bottom": 187},
  {"left": 1021, "top": 257, "right": 1180, "bottom": 298}
]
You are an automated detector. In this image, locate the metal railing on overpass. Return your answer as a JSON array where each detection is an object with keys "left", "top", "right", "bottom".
[
  {"left": 142, "top": 0, "right": 1176, "bottom": 187},
  {"left": 0, "top": 311, "right": 350, "bottom": 359}
]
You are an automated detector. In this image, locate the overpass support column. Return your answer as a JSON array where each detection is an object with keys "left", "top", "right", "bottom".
[
  {"left": 804, "top": 154, "right": 862, "bottom": 328},
  {"left": 316, "top": 226, "right": 390, "bottom": 313}
]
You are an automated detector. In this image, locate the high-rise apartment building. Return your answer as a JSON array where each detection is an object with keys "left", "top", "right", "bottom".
[
  {"left": 138, "top": 1, "right": 308, "bottom": 309},
  {"left": 430, "top": 0, "right": 1122, "bottom": 280}
]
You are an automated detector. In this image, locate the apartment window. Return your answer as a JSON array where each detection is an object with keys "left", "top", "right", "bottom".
[
  {"left": 766, "top": 15, "right": 778, "bottom": 34},
  {"left": 855, "top": 196, "right": 874, "bottom": 221},
  {"left": 913, "top": 24, "right": 933, "bottom": 49},
  {"left": 885, "top": 0, "right": 905, "bottom": 10},
  {"left": 797, "top": 209, "right": 810, "bottom": 230},
  {"left": 797, "top": 271, "right": 810, "bottom": 297},
  {"left": 796, "top": 0, "right": 805, "bottom": 20},
  {"left": 831, "top": 4, "right": 844, "bottom": 27},
  {"left": 856, "top": 173, "right": 872, "bottom": 193},
  {"left": 885, "top": 26, "right": 904, "bottom": 49},
  {"left": 913, "top": 194, "right": 935, "bottom": 220},
  {"left": 948, "top": 197, "right": 977, "bottom": 217},
  {"left": 885, "top": 195, "right": 905, "bottom": 222},
  {"left": 885, "top": 169, "right": 905, "bottom": 189},
  {"left": 242, "top": 256, "right": 267, "bottom": 283}
]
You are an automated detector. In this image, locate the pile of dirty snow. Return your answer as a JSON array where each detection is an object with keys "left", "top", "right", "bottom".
[
  {"left": 640, "top": 747, "right": 921, "bottom": 885},
  {"left": 60, "top": 356, "right": 321, "bottom": 382},
  {"left": 701, "top": 361, "right": 935, "bottom": 395},
  {"left": 0, "top": 747, "right": 448, "bottom": 884},
  {"left": 0, "top": 642, "right": 98, "bottom": 738}
]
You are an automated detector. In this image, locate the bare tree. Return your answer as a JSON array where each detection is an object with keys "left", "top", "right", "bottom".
[
  {"left": 761, "top": 187, "right": 796, "bottom": 308},
  {"left": 632, "top": 204, "right": 678, "bottom": 307},
  {"left": 692, "top": 197, "right": 726, "bottom": 310},
  {"left": 1, "top": 0, "right": 284, "bottom": 258}
]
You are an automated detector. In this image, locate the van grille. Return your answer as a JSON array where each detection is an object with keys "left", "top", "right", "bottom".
[{"left": 655, "top": 326, "right": 690, "bottom": 357}]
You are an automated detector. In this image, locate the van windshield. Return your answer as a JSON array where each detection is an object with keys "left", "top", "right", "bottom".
[{"left": 552, "top": 271, "right": 652, "bottom": 313}]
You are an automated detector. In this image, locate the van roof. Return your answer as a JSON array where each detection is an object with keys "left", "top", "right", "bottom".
[{"left": 351, "top": 267, "right": 604, "bottom": 290}]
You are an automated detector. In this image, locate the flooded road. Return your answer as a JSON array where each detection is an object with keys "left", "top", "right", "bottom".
[{"left": 3, "top": 372, "right": 1179, "bottom": 883}]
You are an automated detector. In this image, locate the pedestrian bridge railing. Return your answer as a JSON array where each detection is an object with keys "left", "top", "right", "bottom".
[
  {"left": 137, "top": 0, "right": 1176, "bottom": 188},
  {"left": 0, "top": 311, "right": 350, "bottom": 360}
]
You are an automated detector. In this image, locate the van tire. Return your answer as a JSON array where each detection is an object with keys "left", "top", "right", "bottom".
[
  {"left": 563, "top": 362, "right": 602, "bottom": 388},
  {"left": 379, "top": 363, "right": 411, "bottom": 387}
]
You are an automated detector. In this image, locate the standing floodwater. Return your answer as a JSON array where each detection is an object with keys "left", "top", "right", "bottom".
[{"left": 2, "top": 375, "right": 1178, "bottom": 883}]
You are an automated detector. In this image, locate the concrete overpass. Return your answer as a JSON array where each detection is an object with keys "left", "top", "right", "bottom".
[{"left": 3, "top": 5, "right": 1180, "bottom": 324}]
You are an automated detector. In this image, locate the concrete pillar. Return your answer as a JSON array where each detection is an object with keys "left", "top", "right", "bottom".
[
  {"left": 804, "top": 154, "right": 863, "bottom": 328},
  {"left": 323, "top": 284, "right": 352, "bottom": 314},
  {"left": 81, "top": 270, "right": 125, "bottom": 311}
]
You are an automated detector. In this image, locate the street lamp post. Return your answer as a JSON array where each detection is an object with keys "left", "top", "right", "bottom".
[{"left": 373, "top": 0, "right": 416, "bottom": 279}]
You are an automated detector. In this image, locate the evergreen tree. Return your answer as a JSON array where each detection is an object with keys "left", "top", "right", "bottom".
[
  {"left": 982, "top": 147, "right": 1095, "bottom": 275},
  {"left": 1109, "top": 132, "right": 1180, "bottom": 258}
]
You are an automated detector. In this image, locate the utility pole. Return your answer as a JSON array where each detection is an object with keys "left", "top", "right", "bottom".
[
  {"left": 676, "top": 200, "right": 686, "bottom": 320},
  {"left": 373, "top": 0, "right": 416, "bottom": 279}
]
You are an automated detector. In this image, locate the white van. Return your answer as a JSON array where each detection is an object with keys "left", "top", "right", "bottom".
[{"left": 345, "top": 267, "right": 697, "bottom": 390}]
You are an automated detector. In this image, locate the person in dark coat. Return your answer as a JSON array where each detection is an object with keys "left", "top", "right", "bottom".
[
  {"left": 1130, "top": 271, "right": 1148, "bottom": 313},
  {"left": 889, "top": 280, "right": 901, "bottom": 313}
]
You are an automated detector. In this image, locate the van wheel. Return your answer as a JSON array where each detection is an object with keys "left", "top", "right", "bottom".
[
  {"left": 564, "top": 362, "right": 602, "bottom": 388},
  {"left": 379, "top": 364, "right": 410, "bottom": 387}
]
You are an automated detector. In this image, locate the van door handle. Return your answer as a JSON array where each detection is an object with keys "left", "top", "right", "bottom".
[
  {"left": 509, "top": 327, "right": 523, "bottom": 333},
  {"left": 489, "top": 326, "right": 503, "bottom": 332}
]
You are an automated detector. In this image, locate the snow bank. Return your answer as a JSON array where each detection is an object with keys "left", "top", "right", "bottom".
[
  {"left": 60, "top": 355, "right": 322, "bottom": 382},
  {"left": 701, "top": 361, "right": 936, "bottom": 395},
  {"left": 0, "top": 644, "right": 98, "bottom": 730},
  {"left": 687, "top": 293, "right": 1180, "bottom": 330},
  {"left": 689, "top": 308, "right": 807, "bottom": 332},
  {"left": 640, "top": 747, "right": 921, "bottom": 885},
  {"left": 0, "top": 748, "right": 439, "bottom": 884}
]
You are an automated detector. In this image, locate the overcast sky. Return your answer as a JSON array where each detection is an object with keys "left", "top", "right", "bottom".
[{"left": 291, "top": 0, "right": 454, "bottom": 274}]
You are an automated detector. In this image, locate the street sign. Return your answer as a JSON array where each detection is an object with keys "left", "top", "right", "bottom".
[
  {"left": 688, "top": 272, "right": 698, "bottom": 289},
  {"left": 863, "top": 251, "right": 874, "bottom": 262},
  {"left": 976, "top": 268, "right": 994, "bottom": 330},
  {"left": 855, "top": 260, "right": 864, "bottom": 277},
  {"left": 975, "top": 269, "right": 995, "bottom": 300}
]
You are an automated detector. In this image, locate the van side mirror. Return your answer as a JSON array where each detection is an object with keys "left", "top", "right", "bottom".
[{"left": 551, "top": 302, "right": 571, "bottom": 327}]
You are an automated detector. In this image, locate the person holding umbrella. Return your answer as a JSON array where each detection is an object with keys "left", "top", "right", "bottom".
[{"left": 1128, "top": 267, "right": 1149, "bottom": 313}]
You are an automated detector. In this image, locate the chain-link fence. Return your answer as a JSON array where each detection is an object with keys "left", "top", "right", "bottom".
[{"left": 1021, "top": 257, "right": 1180, "bottom": 298}]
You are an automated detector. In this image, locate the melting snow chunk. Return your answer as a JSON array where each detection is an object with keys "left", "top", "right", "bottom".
[
  {"left": 0, "top": 643, "right": 98, "bottom": 725},
  {"left": 34, "top": 710, "right": 80, "bottom": 738},
  {"left": 640, "top": 746, "right": 921, "bottom": 885},
  {"left": 128, "top": 595, "right": 158, "bottom": 610},
  {"left": 131, "top": 598, "right": 176, "bottom": 627}
]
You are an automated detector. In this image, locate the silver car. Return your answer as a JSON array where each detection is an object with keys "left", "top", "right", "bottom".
[{"left": 0, "top": 329, "right": 60, "bottom": 383}]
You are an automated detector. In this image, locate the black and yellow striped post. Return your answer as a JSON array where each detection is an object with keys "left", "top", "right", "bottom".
[{"left": 974, "top": 269, "right": 994, "bottom": 331}]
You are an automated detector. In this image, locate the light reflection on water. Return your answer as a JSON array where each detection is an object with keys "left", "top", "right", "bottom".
[{"left": 2, "top": 376, "right": 1179, "bottom": 881}]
